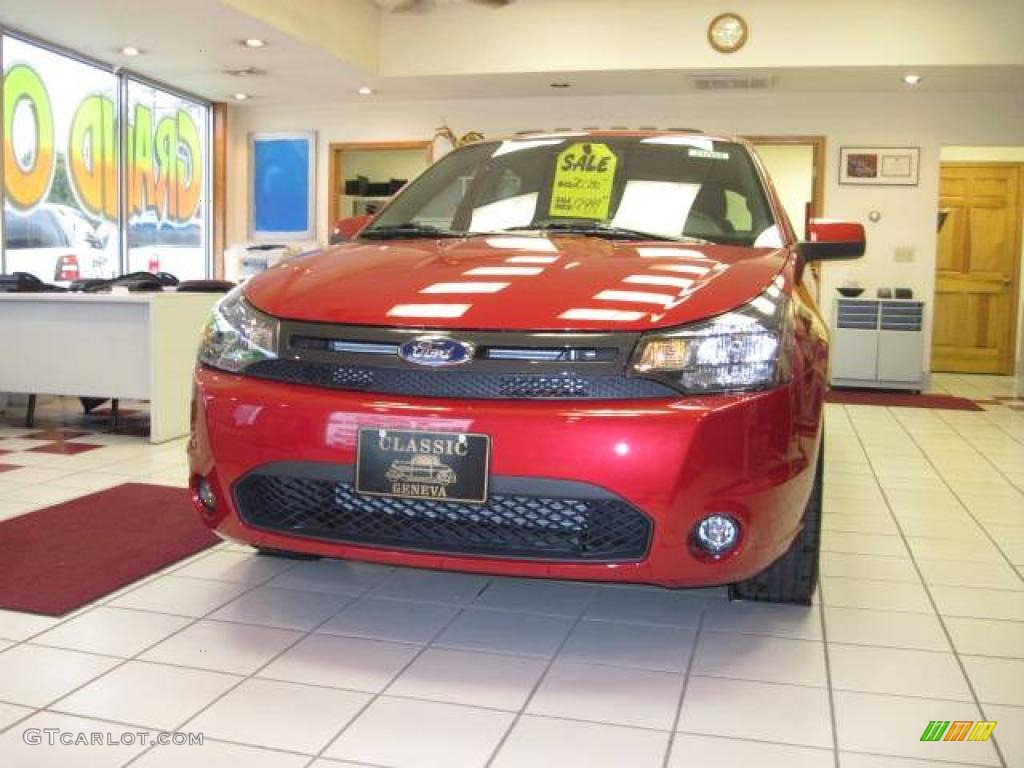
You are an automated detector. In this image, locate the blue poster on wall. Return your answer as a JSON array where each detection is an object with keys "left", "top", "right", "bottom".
[{"left": 250, "top": 132, "right": 315, "bottom": 239}]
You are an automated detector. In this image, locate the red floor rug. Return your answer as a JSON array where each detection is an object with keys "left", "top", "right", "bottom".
[
  {"left": 0, "top": 483, "right": 218, "bottom": 616},
  {"left": 825, "top": 389, "right": 983, "bottom": 411}
]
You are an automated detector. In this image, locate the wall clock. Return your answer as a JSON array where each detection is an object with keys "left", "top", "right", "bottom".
[{"left": 708, "top": 12, "right": 749, "bottom": 54}]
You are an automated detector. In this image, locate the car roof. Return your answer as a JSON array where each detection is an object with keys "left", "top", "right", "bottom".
[
  {"left": 7, "top": 206, "right": 57, "bottom": 221},
  {"left": 491, "top": 129, "right": 747, "bottom": 144}
]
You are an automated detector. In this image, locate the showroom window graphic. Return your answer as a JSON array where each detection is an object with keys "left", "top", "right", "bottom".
[
  {"left": 1, "top": 34, "right": 211, "bottom": 281},
  {"left": 126, "top": 80, "right": 208, "bottom": 280}
]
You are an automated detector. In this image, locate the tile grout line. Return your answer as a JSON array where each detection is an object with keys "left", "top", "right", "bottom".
[
  {"left": 11, "top": 689, "right": 1000, "bottom": 768},
  {"left": 885, "top": 413, "right": 1024, "bottom": 579},
  {"left": 38, "top": 590, "right": 991, "bottom": 679},
  {"left": 661, "top": 603, "right": 706, "bottom": 768},
  {"left": 942, "top": 381, "right": 1024, "bottom": 448},
  {"left": 818, "top": 580, "right": 1024, "bottom": 610},
  {"left": 847, "top": 407, "right": 1009, "bottom": 768},
  {"left": 671, "top": 730, "right": 995, "bottom": 768},
  {"left": 818, "top": 444, "right": 843, "bottom": 768},
  {"left": 0, "top": 546, "right": 241, "bottom": 738},
  {"left": 481, "top": 582, "right": 609, "bottom": 767},
  {"left": 118, "top": 565, "right": 412, "bottom": 767},
  {"left": 12, "top": 653, "right": 1000, "bottom": 713},
  {"left": 52, "top": 715, "right": 323, "bottom": 763},
  {"left": 890, "top": 404, "right": 1024, "bottom": 757},
  {"left": 920, "top": 410, "right": 1024, "bottom": 583},
  {"left": 945, "top": 417, "right": 1024, "bottom": 453},
  {"left": 38, "top": 561, "right": 299, "bottom": 729},
  {"left": 853, "top": 411, "right": 1022, "bottom": 580},
  {"left": 821, "top": 406, "right": 853, "bottom": 768},
  {"left": 303, "top": 577, "right": 493, "bottom": 767},
  {"left": 27, "top": 556, "right": 308, "bottom": 751}
]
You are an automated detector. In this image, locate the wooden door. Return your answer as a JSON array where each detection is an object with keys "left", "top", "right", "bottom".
[{"left": 932, "top": 164, "right": 1022, "bottom": 374}]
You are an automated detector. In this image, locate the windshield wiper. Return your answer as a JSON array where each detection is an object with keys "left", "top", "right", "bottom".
[
  {"left": 503, "top": 223, "right": 706, "bottom": 244},
  {"left": 359, "top": 223, "right": 464, "bottom": 240}
]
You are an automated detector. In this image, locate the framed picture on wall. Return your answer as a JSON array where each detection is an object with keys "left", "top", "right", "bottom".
[
  {"left": 839, "top": 146, "right": 920, "bottom": 186},
  {"left": 249, "top": 131, "right": 316, "bottom": 240}
]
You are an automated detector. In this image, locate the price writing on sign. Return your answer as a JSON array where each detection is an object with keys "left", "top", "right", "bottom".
[{"left": 549, "top": 142, "right": 618, "bottom": 220}]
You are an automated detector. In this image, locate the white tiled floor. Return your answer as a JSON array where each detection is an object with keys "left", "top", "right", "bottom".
[{"left": 0, "top": 375, "right": 1021, "bottom": 767}]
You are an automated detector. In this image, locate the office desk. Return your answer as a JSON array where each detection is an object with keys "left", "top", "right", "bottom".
[{"left": 0, "top": 292, "right": 218, "bottom": 443}]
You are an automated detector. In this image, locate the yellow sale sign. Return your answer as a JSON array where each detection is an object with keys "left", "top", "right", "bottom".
[{"left": 549, "top": 142, "right": 618, "bottom": 220}]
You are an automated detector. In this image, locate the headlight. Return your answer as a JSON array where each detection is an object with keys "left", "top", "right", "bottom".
[
  {"left": 630, "top": 279, "right": 792, "bottom": 393},
  {"left": 198, "top": 286, "right": 278, "bottom": 373}
]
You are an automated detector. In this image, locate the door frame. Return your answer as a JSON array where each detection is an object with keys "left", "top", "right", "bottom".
[
  {"left": 212, "top": 102, "right": 228, "bottom": 278},
  {"left": 933, "top": 161, "right": 1024, "bottom": 375},
  {"left": 744, "top": 135, "right": 827, "bottom": 234},
  {"left": 745, "top": 135, "right": 827, "bottom": 300},
  {"left": 327, "top": 141, "right": 433, "bottom": 227}
]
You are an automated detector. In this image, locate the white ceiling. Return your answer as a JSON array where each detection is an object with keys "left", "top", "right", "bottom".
[
  {"left": 0, "top": 0, "right": 370, "bottom": 102},
  {"left": 1, "top": 0, "right": 1022, "bottom": 105}
]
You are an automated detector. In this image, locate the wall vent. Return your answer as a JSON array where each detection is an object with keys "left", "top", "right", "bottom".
[{"left": 690, "top": 75, "right": 774, "bottom": 91}]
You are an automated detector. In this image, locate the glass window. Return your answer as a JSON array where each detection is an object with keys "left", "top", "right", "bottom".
[
  {"left": 383, "top": 143, "right": 491, "bottom": 231},
  {"left": 2, "top": 35, "right": 118, "bottom": 282},
  {"left": 126, "top": 79, "right": 209, "bottom": 280},
  {"left": 367, "top": 136, "right": 776, "bottom": 246}
]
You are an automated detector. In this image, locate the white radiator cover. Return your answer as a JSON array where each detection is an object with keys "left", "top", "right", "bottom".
[{"left": 829, "top": 298, "right": 926, "bottom": 391}]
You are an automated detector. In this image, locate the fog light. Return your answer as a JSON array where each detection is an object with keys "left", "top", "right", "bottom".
[
  {"left": 197, "top": 479, "right": 217, "bottom": 511},
  {"left": 695, "top": 514, "right": 740, "bottom": 556}
]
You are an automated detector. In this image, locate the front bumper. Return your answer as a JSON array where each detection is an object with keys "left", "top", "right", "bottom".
[{"left": 188, "top": 366, "right": 820, "bottom": 587}]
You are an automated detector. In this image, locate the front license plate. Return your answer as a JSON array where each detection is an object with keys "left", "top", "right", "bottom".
[{"left": 356, "top": 428, "right": 490, "bottom": 504}]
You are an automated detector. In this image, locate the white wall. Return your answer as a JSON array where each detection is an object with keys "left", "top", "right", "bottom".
[
  {"left": 227, "top": 89, "right": 1024, "bottom": 368},
  {"left": 380, "top": 0, "right": 1024, "bottom": 76}
]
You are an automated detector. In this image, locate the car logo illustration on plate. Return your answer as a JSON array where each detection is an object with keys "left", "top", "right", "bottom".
[
  {"left": 398, "top": 336, "right": 475, "bottom": 367},
  {"left": 384, "top": 454, "right": 457, "bottom": 487}
]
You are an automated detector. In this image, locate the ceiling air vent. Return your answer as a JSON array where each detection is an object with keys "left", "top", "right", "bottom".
[{"left": 690, "top": 75, "right": 774, "bottom": 91}]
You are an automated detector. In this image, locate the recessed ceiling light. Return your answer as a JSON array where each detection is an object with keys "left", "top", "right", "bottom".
[
  {"left": 242, "top": 38, "right": 267, "bottom": 48},
  {"left": 120, "top": 46, "right": 142, "bottom": 56},
  {"left": 233, "top": 93, "right": 251, "bottom": 101},
  {"left": 550, "top": 82, "right": 571, "bottom": 89},
  {"left": 225, "top": 66, "right": 266, "bottom": 77},
  {"left": 358, "top": 86, "right": 374, "bottom": 95},
  {"left": 903, "top": 73, "right": 922, "bottom": 86}
]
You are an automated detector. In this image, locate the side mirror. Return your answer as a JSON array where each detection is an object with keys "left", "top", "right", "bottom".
[{"left": 798, "top": 219, "right": 866, "bottom": 262}]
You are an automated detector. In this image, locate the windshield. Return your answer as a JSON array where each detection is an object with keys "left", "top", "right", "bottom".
[{"left": 361, "top": 135, "right": 779, "bottom": 246}]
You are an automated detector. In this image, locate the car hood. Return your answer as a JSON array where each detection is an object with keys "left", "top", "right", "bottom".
[{"left": 244, "top": 235, "right": 789, "bottom": 332}]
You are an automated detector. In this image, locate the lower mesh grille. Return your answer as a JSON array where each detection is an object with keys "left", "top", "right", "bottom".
[
  {"left": 499, "top": 374, "right": 587, "bottom": 398},
  {"left": 235, "top": 472, "right": 652, "bottom": 561},
  {"left": 244, "top": 359, "right": 677, "bottom": 400}
]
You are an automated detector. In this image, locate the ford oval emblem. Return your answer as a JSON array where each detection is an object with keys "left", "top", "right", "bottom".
[{"left": 399, "top": 336, "right": 475, "bottom": 367}]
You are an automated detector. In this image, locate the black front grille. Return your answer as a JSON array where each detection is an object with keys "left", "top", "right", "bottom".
[
  {"left": 246, "top": 359, "right": 677, "bottom": 400},
  {"left": 235, "top": 471, "right": 652, "bottom": 561},
  {"left": 248, "top": 359, "right": 374, "bottom": 390},
  {"left": 499, "top": 373, "right": 587, "bottom": 398}
]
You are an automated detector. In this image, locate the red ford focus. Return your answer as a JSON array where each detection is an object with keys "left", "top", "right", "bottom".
[{"left": 189, "top": 131, "right": 864, "bottom": 604}]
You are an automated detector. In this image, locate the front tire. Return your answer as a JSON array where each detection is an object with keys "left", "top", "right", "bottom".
[{"left": 728, "top": 438, "right": 823, "bottom": 605}]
